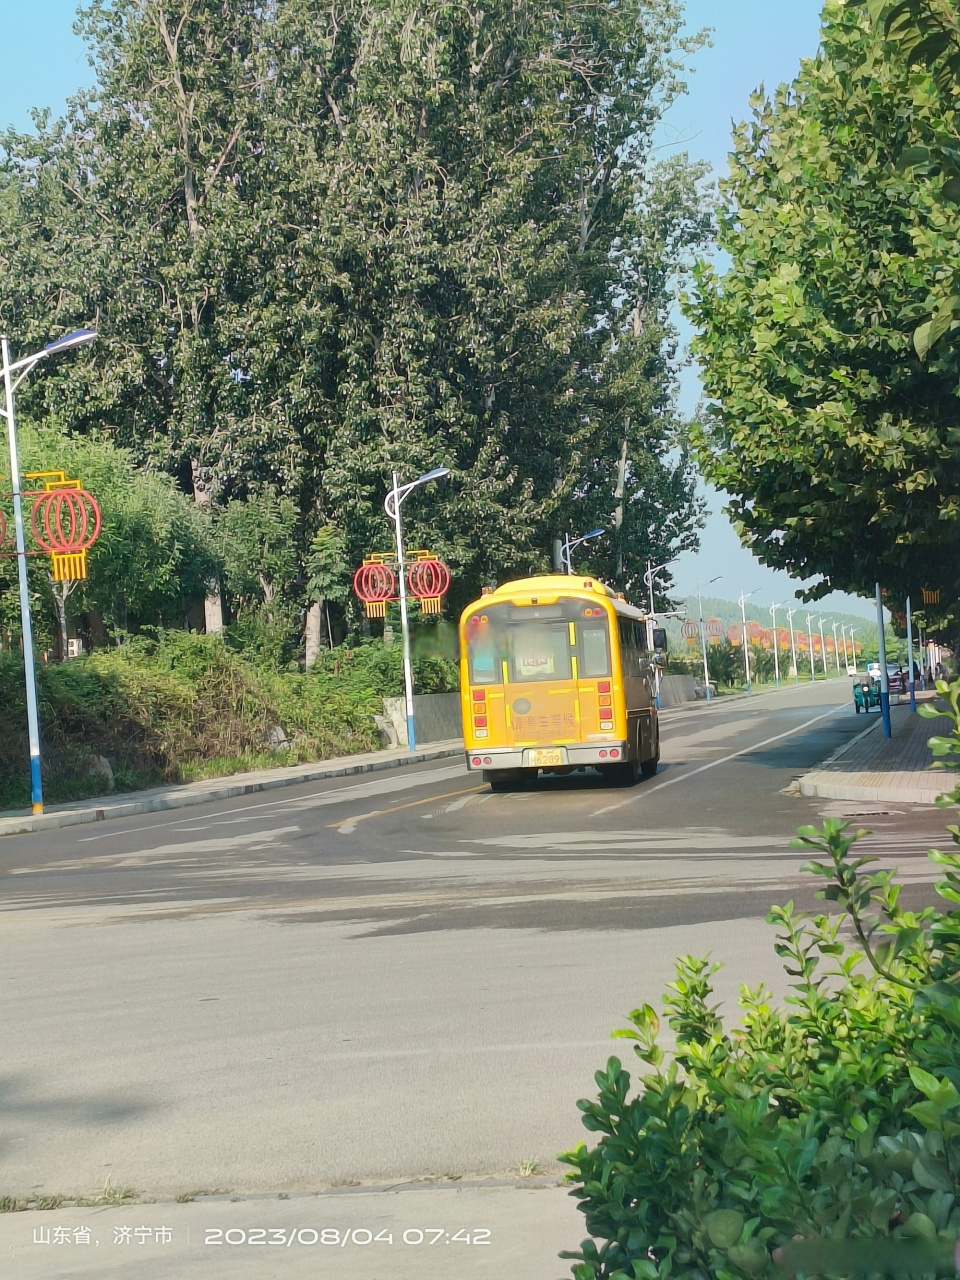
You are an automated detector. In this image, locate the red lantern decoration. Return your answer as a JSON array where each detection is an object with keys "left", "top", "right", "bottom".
[
  {"left": 353, "top": 561, "right": 397, "bottom": 618},
  {"left": 407, "top": 558, "right": 451, "bottom": 615},
  {"left": 30, "top": 488, "right": 102, "bottom": 582},
  {"left": 727, "top": 624, "right": 742, "bottom": 646}
]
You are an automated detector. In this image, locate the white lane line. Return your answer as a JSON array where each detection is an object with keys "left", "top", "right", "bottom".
[
  {"left": 77, "top": 764, "right": 468, "bottom": 842},
  {"left": 592, "top": 704, "right": 847, "bottom": 817}
]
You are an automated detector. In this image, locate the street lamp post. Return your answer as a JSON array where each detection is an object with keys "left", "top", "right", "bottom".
[
  {"left": 817, "top": 618, "right": 829, "bottom": 678},
  {"left": 831, "top": 621, "right": 841, "bottom": 674},
  {"left": 805, "top": 613, "right": 818, "bottom": 681},
  {"left": 840, "top": 624, "right": 849, "bottom": 673},
  {"left": 644, "top": 558, "right": 679, "bottom": 710},
  {"left": 562, "top": 528, "right": 604, "bottom": 575},
  {"left": 384, "top": 466, "right": 450, "bottom": 754},
  {"left": 1, "top": 329, "right": 98, "bottom": 813},
  {"left": 848, "top": 628, "right": 858, "bottom": 674},
  {"left": 644, "top": 557, "right": 678, "bottom": 614},
  {"left": 769, "top": 602, "right": 782, "bottom": 688},
  {"left": 738, "top": 589, "right": 759, "bottom": 692},
  {"left": 696, "top": 576, "right": 721, "bottom": 701},
  {"left": 906, "top": 594, "right": 916, "bottom": 712},
  {"left": 875, "top": 582, "right": 892, "bottom": 739},
  {"left": 786, "top": 608, "right": 800, "bottom": 684}
]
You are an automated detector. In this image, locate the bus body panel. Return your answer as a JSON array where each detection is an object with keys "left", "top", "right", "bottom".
[{"left": 459, "top": 575, "right": 658, "bottom": 774}]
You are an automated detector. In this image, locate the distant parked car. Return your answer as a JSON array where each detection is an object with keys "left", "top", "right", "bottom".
[{"left": 865, "top": 661, "right": 906, "bottom": 692}]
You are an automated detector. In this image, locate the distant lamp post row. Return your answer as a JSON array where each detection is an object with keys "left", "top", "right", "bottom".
[
  {"left": 1, "top": 328, "right": 98, "bottom": 814},
  {"left": 696, "top": 576, "right": 722, "bottom": 700},
  {"left": 738, "top": 589, "right": 760, "bottom": 692}
]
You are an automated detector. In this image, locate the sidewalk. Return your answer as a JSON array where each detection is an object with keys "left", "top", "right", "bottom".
[
  {"left": 798, "top": 694, "right": 956, "bottom": 805},
  {"left": 0, "top": 740, "right": 464, "bottom": 839}
]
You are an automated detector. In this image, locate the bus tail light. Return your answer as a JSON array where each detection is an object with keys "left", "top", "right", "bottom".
[
  {"left": 597, "top": 681, "right": 611, "bottom": 693},
  {"left": 472, "top": 690, "right": 486, "bottom": 701},
  {"left": 609, "top": 748, "right": 620, "bottom": 758},
  {"left": 474, "top": 716, "right": 488, "bottom": 728},
  {"left": 472, "top": 757, "right": 482, "bottom": 765},
  {"left": 598, "top": 695, "right": 611, "bottom": 707}
]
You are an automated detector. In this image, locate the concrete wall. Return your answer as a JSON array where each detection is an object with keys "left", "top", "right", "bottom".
[
  {"left": 383, "top": 694, "right": 463, "bottom": 747},
  {"left": 658, "top": 675, "right": 698, "bottom": 709}
]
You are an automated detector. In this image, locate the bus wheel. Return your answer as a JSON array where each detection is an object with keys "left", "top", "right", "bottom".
[
  {"left": 640, "top": 754, "right": 659, "bottom": 780},
  {"left": 605, "top": 759, "right": 639, "bottom": 787}
]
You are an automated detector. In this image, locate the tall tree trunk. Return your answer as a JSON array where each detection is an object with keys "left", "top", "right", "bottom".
[
  {"left": 304, "top": 600, "right": 322, "bottom": 669},
  {"left": 55, "top": 588, "right": 68, "bottom": 662},
  {"left": 191, "top": 459, "right": 224, "bottom": 634}
]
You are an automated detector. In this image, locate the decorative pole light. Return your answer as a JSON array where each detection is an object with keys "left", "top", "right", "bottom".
[
  {"left": 0, "top": 328, "right": 98, "bottom": 814},
  {"left": 738, "top": 589, "right": 759, "bottom": 692},
  {"left": 786, "top": 608, "right": 800, "bottom": 684},
  {"left": 695, "top": 576, "right": 721, "bottom": 701},
  {"left": 353, "top": 559, "right": 397, "bottom": 619},
  {"left": 769, "top": 602, "right": 782, "bottom": 687},
  {"left": 382, "top": 467, "right": 450, "bottom": 752},
  {"left": 407, "top": 555, "right": 451, "bottom": 615},
  {"left": 31, "top": 487, "right": 102, "bottom": 582}
]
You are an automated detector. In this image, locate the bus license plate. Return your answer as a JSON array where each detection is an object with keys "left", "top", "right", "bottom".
[{"left": 530, "top": 749, "right": 564, "bottom": 767}]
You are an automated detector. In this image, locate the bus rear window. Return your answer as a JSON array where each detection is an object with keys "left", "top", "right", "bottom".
[
  {"left": 579, "top": 624, "right": 610, "bottom": 677},
  {"left": 507, "top": 623, "right": 572, "bottom": 682}
]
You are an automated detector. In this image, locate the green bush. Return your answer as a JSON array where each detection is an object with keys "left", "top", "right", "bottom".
[
  {"left": 0, "top": 631, "right": 459, "bottom": 810},
  {"left": 560, "top": 680, "right": 960, "bottom": 1280}
]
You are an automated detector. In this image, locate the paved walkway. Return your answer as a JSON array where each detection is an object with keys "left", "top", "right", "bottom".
[
  {"left": 0, "top": 740, "right": 464, "bottom": 839},
  {"left": 799, "top": 693, "right": 957, "bottom": 804}
]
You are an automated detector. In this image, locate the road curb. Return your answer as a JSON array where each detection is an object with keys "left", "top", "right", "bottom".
[
  {"left": 797, "top": 776, "right": 945, "bottom": 805},
  {"left": 797, "top": 705, "right": 946, "bottom": 806},
  {"left": 0, "top": 743, "right": 464, "bottom": 839}
]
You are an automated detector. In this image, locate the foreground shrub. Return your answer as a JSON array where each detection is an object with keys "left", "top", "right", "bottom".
[{"left": 560, "top": 679, "right": 960, "bottom": 1279}]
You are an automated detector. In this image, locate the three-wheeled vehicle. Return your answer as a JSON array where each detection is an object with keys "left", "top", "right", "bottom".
[{"left": 853, "top": 677, "right": 881, "bottom": 713}]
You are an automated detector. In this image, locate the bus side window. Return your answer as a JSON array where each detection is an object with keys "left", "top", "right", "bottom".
[
  {"left": 634, "top": 622, "right": 648, "bottom": 652},
  {"left": 618, "top": 620, "right": 638, "bottom": 678}
]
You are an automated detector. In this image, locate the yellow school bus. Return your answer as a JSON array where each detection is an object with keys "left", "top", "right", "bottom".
[{"left": 459, "top": 574, "right": 662, "bottom": 789}]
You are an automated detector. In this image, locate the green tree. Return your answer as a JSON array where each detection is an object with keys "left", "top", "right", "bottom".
[
  {"left": 0, "top": 422, "right": 218, "bottom": 649},
  {"left": 216, "top": 492, "right": 299, "bottom": 622},
  {"left": 1, "top": 0, "right": 707, "bottom": 624},
  {"left": 686, "top": 0, "right": 960, "bottom": 622},
  {"left": 851, "top": 0, "right": 960, "bottom": 357}
]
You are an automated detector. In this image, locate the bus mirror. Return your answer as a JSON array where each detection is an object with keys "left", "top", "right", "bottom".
[{"left": 652, "top": 628, "right": 667, "bottom": 652}]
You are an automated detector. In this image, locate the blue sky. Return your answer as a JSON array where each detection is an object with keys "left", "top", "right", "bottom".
[{"left": 1, "top": 0, "right": 877, "bottom": 620}]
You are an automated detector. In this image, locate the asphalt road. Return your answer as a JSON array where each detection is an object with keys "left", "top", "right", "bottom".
[{"left": 0, "top": 679, "right": 948, "bottom": 1202}]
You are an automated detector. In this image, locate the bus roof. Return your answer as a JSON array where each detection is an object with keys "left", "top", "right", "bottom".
[{"left": 462, "top": 575, "right": 648, "bottom": 621}]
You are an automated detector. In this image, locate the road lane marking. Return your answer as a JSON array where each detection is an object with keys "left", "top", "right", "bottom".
[
  {"left": 77, "top": 765, "right": 468, "bottom": 842},
  {"left": 328, "top": 785, "right": 487, "bottom": 834},
  {"left": 16, "top": 826, "right": 302, "bottom": 871},
  {"left": 592, "top": 704, "right": 847, "bottom": 816}
]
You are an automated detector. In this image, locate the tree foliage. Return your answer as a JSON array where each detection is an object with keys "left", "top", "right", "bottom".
[
  {"left": 686, "top": 0, "right": 960, "bottom": 615},
  {"left": 0, "top": 422, "right": 217, "bottom": 646},
  {"left": 852, "top": 0, "right": 960, "bottom": 357},
  {"left": 0, "top": 0, "right": 708, "bottom": 621}
]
